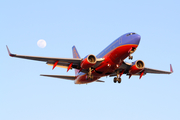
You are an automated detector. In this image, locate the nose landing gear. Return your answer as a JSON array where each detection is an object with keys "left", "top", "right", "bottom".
[
  {"left": 128, "top": 55, "right": 133, "bottom": 60},
  {"left": 128, "top": 47, "right": 136, "bottom": 60}
]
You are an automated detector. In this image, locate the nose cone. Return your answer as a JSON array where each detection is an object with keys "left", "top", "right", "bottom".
[{"left": 133, "top": 34, "right": 141, "bottom": 45}]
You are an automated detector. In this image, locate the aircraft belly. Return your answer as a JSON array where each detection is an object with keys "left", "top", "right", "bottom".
[
  {"left": 94, "top": 44, "right": 138, "bottom": 75},
  {"left": 108, "top": 44, "right": 138, "bottom": 63}
]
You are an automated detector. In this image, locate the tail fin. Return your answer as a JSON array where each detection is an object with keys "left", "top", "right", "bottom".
[{"left": 72, "top": 46, "right": 81, "bottom": 76}]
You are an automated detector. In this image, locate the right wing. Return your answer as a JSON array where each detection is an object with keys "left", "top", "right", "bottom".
[
  {"left": 6, "top": 46, "right": 104, "bottom": 72},
  {"left": 7, "top": 45, "right": 82, "bottom": 69}
]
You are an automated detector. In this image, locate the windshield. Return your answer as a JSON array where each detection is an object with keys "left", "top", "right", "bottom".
[{"left": 126, "top": 33, "right": 136, "bottom": 36}]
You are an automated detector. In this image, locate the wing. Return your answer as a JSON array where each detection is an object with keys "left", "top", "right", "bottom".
[
  {"left": 6, "top": 46, "right": 104, "bottom": 72},
  {"left": 144, "top": 65, "right": 173, "bottom": 74},
  {"left": 110, "top": 61, "right": 173, "bottom": 77}
]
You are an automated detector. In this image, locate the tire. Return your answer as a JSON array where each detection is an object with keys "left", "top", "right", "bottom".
[
  {"left": 118, "top": 78, "right": 121, "bottom": 83},
  {"left": 114, "top": 77, "right": 117, "bottom": 83}
]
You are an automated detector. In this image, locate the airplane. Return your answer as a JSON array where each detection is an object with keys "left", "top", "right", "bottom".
[{"left": 6, "top": 32, "right": 173, "bottom": 84}]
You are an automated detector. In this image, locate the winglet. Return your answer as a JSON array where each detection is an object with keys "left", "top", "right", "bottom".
[
  {"left": 6, "top": 45, "right": 15, "bottom": 57},
  {"left": 6, "top": 45, "right": 16, "bottom": 57},
  {"left": 170, "top": 64, "right": 173, "bottom": 73}
]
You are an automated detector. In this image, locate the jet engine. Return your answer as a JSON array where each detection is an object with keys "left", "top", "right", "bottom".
[
  {"left": 129, "top": 60, "right": 145, "bottom": 74},
  {"left": 80, "top": 54, "right": 97, "bottom": 69}
]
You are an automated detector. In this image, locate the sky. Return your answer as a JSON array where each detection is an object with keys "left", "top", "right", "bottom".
[{"left": 0, "top": 0, "right": 179, "bottom": 120}]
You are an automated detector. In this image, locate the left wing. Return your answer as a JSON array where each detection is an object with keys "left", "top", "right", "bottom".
[
  {"left": 110, "top": 61, "right": 173, "bottom": 78},
  {"left": 144, "top": 65, "right": 173, "bottom": 74}
]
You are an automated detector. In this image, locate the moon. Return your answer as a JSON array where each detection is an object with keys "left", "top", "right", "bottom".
[{"left": 37, "top": 39, "right": 46, "bottom": 48}]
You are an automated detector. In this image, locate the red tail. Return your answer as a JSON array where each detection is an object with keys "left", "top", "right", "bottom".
[{"left": 72, "top": 46, "right": 81, "bottom": 76}]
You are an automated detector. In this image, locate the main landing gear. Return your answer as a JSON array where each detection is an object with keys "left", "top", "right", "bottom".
[
  {"left": 128, "top": 55, "right": 133, "bottom": 60},
  {"left": 113, "top": 70, "right": 122, "bottom": 84},
  {"left": 114, "top": 77, "right": 121, "bottom": 83},
  {"left": 86, "top": 75, "right": 93, "bottom": 80},
  {"left": 86, "top": 67, "right": 93, "bottom": 80}
]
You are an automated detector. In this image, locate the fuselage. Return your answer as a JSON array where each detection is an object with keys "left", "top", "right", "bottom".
[{"left": 75, "top": 32, "right": 141, "bottom": 84}]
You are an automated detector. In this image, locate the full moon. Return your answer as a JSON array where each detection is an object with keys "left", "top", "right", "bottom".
[{"left": 37, "top": 39, "right": 46, "bottom": 48}]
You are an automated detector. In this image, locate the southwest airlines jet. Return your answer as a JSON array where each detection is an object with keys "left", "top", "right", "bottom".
[{"left": 7, "top": 32, "right": 173, "bottom": 84}]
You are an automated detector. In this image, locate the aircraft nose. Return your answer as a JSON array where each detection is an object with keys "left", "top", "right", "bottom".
[{"left": 134, "top": 34, "right": 141, "bottom": 45}]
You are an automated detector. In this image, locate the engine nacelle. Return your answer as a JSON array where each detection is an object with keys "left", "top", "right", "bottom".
[
  {"left": 80, "top": 54, "right": 97, "bottom": 69},
  {"left": 129, "top": 60, "right": 145, "bottom": 74}
]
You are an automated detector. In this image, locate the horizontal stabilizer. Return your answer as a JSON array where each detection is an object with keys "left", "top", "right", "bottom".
[
  {"left": 96, "top": 80, "right": 105, "bottom": 82},
  {"left": 40, "top": 74, "right": 76, "bottom": 80}
]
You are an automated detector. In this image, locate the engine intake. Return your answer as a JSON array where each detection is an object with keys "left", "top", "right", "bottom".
[
  {"left": 129, "top": 60, "right": 145, "bottom": 74},
  {"left": 80, "top": 54, "right": 97, "bottom": 69}
]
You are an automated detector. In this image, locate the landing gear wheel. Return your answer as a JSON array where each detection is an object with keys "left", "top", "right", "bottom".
[
  {"left": 113, "top": 77, "right": 122, "bottom": 83},
  {"left": 129, "top": 56, "right": 133, "bottom": 60},
  {"left": 114, "top": 77, "right": 117, "bottom": 83},
  {"left": 118, "top": 78, "right": 121, "bottom": 83}
]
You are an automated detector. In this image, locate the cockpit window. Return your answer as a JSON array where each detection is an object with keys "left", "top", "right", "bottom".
[{"left": 126, "top": 33, "right": 136, "bottom": 36}]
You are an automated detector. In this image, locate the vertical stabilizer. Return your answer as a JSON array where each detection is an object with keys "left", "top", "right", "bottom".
[{"left": 72, "top": 46, "right": 81, "bottom": 75}]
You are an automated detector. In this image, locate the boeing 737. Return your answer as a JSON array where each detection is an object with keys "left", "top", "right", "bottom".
[{"left": 6, "top": 32, "right": 173, "bottom": 84}]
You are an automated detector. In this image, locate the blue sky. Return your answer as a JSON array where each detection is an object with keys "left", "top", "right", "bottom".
[{"left": 0, "top": 0, "right": 179, "bottom": 120}]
